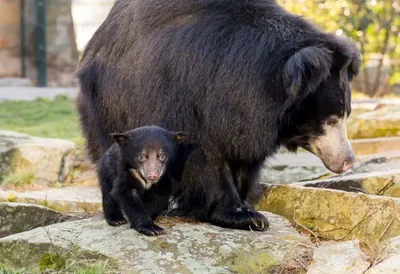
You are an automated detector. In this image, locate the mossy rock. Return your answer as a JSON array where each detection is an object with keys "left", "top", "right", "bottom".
[{"left": 0, "top": 214, "right": 314, "bottom": 273}]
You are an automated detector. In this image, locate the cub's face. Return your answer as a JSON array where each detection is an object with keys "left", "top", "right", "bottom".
[
  {"left": 111, "top": 126, "right": 188, "bottom": 189},
  {"left": 126, "top": 142, "right": 172, "bottom": 188}
]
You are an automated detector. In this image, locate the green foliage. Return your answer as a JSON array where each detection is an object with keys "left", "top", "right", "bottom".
[
  {"left": 278, "top": 0, "right": 400, "bottom": 97},
  {"left": 0, "top": 95, "right": 83, "bottom": 144},
  {"left": 39, "top": 253, "right": 66, "bottom": 272}
]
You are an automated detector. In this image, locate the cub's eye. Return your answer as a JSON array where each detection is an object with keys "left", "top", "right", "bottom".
[
  {"left": 159, "top": 154, "right": 166, "bottom": 162},
  {"left": 138, "top": 154, "right": 146, "bottom": 162}
]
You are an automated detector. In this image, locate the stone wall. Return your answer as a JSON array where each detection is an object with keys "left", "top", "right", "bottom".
[{"left": 0, "top": 0, "right": 79, "bottom": 87}]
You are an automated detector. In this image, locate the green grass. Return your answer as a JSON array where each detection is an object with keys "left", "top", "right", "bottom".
[
  {"left": 0, "top": 263, "right": 24, "bottom": 274},
  {"left": 0, "top": 95, "right": 83, "bottom": 144}
]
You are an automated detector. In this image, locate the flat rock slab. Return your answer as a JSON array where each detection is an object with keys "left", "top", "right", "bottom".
[
  {"left": 347, "top": 104, "right": 400, "bottom": 139},
  {"left": 366, "top": 236, "right": 400, "bottom": 273},
  {"left": 0, "top": 202, "right": 68, "bottom": 238},
  {"left": 257, "top": 184, "right": 400, "bottom": 245},
  {"left": 263, "top": 149, "right": 400, "bottom": 185},
  {"left": 307, "top": 241, "right": 370, "bottom": 274},
  {"left": 0, "top": 130, "right": 75, "bottom": 185},
  {"left": 0, "top": 186, "right": 102, "bottom": 213},
  {"left": 0, "top": 212, "right": 314, "bottom": 274},
  {"left": 350, "top": 137, "right": 400, "bottom": 156},
  {"left": 297, "top": 169, "right": 400, "bottom": 198}
]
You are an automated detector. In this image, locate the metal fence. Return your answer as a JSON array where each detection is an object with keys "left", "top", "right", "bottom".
[{"left": 0, "top": 0, "right": 115, "bottom": 87}]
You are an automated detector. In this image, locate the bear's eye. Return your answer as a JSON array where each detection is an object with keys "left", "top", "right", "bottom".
[
  {"left": 159, "top": 154, "right": 166, "bottom": 162},
  {"left": 138, "top": 154, "right": 146, "bottom": 162},
  {"left": 327, "top": 118, "right": 338, "bottom": 126}
]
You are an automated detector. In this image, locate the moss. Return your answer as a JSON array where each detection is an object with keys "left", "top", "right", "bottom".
[
  {"left": 228, "top": 251, "right": 278, "bottom": 274},
  {"left": 258, "top": 185, "right": 400, "bottom": 245},
  {"left": 39, "top": 253, "right": 66, "bottom": 272},
  {"left": 158, "top": 241, "right": 171, "bottom": 249},
  {"left": 6, "top": 193, "right": 16, "bottom": 202}
]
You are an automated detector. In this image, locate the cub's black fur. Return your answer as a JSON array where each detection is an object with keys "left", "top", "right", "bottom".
[
  {"left": 77, "top": 0, "right": 360, "bottom": 231},
  {"left": 97, "top": 125, "right": 187, "bottom": 236}
]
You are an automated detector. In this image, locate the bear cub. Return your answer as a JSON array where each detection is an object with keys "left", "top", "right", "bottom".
[{"left": 97, "top": 125, "right": 188, "bottom": 236}]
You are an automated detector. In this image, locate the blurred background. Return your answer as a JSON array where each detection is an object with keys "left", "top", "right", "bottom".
[{"left": 0, "top": 0, "right": 399, "bottom": 96}]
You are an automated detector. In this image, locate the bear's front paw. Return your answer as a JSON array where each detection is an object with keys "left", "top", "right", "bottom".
[
  {"left": 106, "top": 217, "right": 127, "bottom": 226},
  {"left": 135, "top": 224, "right": 166, "bottom": 236},
  {"left": 209, "top": 207, "right": 269, "bottom": 231}
]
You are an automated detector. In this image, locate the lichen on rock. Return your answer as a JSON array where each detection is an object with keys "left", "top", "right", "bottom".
[{"left": 0, "top": 213, "right": 314, "bottom": 273}]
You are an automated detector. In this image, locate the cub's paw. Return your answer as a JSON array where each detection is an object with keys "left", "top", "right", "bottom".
[
  {"left": 209, "top": 207, "right": 269, "bottom": 232},
  {"left": 136, "top": 224, "right": 166, "bottom": 236},
  {"left": 106, "top": 217, "right": 127, "bottom": 227}
]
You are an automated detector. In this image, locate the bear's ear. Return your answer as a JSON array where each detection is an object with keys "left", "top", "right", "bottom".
[
  {"left": 325, "top": 35, "right": 361, "bottom": 81},
  {"left": 172, "top": 132, "right": 189, "bottom": 144},
  {"left": 110, "top": 133, "right": 129, "bottom": 146},
  {"left": 283, "top": 46, "right": 333, "bottom": 103}
]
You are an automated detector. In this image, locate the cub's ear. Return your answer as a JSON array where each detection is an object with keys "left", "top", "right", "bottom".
[
  {"left": 110, "top": 133, "right": 129, "bottom": 146},
  {"left": 283, "top": 46, "right": 333, "bottom": 105},
  {"left": 172, "top": 132, "right": 189, "bottom": 144}
]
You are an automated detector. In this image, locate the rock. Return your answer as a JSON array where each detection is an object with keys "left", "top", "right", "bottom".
[
  {"left": 366, "top": 236, "right": 400, "bottom": 273},
  {"left": 0, "top": 186, "right": 102, "bottom": 213},
  {"left": 368, "top": 256, "right": 400, "bottom": 274},
  {"left": 0, "top": 202, "right": 67, "bottom": 238},
  {"left": 350, "top": 137, "right": 400, "bottom": 156},
  {"left": 262, "top": 148, "right": 400, "bottom": 185},
  {"left": 261, "top": 152, "right": 328, "bottom": 185},
  {"left": 0, "top": 130, "right": 75, "bottom": 187},
  {"left": 0, "top": 212, "right": 314, "bottom": 273},
  {"left": 257, "top": 184, "right": 400, "bottom": 245},
  {"left": 347, "top": 104, "right": 400, "bottom": 139},
  {"left": 292, "top": 152, "right": 400, "bottom": 198},
  {"left": 297, "top": 169, "right": 400, "bottom": 198},
  {"left": 307, "top": 241, "right": 370, "bottom": 274},
  {"left": 0, "top": 78, "right": 33, "bottom": 87}
]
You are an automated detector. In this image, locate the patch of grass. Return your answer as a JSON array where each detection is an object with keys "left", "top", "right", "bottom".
[
  {"left": 70, "top": 261, "right": 111, "bottom": 274},
  {"left": 0, "top": 95, "right": 83, "bottom": 144},
  {"left": 2, "top": 171, "right": 35, "bottom": 188},
  {"left": 0, "top": 263, "right": 25, "bottom": 274}
]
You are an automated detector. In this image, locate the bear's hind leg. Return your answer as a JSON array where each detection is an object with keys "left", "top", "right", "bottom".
[
  {"left": 208, "top": 162, "right": 269, "bottom": 232},
  {"left": 177, "top": 150, "right": 269, "bottom": 231}
]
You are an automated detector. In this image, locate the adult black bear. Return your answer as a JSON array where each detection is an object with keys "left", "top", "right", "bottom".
[
  {"left": 76, "top": 0, "right": 360, "bottom": 231},
  {"left": 97, "top": 125, "right": 188, "bottom": 236}
]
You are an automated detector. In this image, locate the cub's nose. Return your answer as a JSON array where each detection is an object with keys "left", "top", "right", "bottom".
[{"left": 146, "top": 173, "right": 159, "bottom": 181}]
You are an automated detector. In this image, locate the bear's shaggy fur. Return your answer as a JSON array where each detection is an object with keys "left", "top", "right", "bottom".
[{"left": 76, "top": 0, "right": 360, "bottom": 230}]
